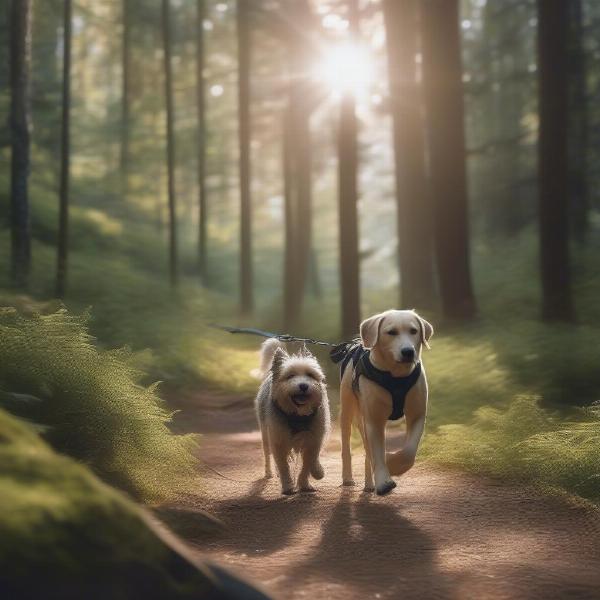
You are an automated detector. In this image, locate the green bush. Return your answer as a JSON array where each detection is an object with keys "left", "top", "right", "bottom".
[
  {"left": 421, "top": 396, "right": 600, "bottom": 504},
  {"left": 0, "top": 307, "right": 196, "bottom": 501}
]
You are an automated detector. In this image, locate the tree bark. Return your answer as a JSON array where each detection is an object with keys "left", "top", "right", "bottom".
[
  {"left": 283, "top": 106, "right": 297, "bottom": 326},
  {"left": 161, "top": 0, "right": 178, "bottom": 287},
  {"left": 337, "top": 0, "right": 361, "bottom": 338},
  {"left": 9, "top": 0, "right": 32, "bottom": 289},
  {"left": 537, "top": 0, "right": 573, "bottom": 320},
  {"left": 283, "top": 0, "right": 313, "bottom": 329},
  {"left": 237, "top": 0, "right": 253, "bottom": 313},
  {"left": 120, "top": 0, "right": 131, "bottom": 191},
  {"left": 308, "top": 247, "right": 322, "bottom": 299},
  {"left": 567, "top": 0, "right": 589, "bottom": 244},
  {"left": 56, "top": 0, "right": 72, "bottom": 299},
  {"left": 421, "top": 0, "right": 476, "bottom": 320},
  {"left": 383, "top": 0, "right": 436, "bottom": 310},
  {"left": 196, "top": 0, "right": 208, "bottom": 282}
]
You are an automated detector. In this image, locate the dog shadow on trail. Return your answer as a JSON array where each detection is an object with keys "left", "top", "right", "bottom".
[
  {"left": 295, "top": 491, "right": 457, "bottom": 599},
  {"left": 197, "top": 476, "right": 320, "bottom": 556}
]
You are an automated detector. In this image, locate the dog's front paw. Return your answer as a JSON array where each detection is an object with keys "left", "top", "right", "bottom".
[
  {"left": 376, "top": 479, "right": 397, "bottom": 496},
  {"left": 281, "top": 486, "right": 297, "bottom": 495},
  {"left": 363, "top": 484, "right": 375, "bottom": 493},
  {"left": 342, "top": 479, "right": 356, "bottom": 487},
  {"left": 311, "top": 462, "right": 325, "bottom": 480}
]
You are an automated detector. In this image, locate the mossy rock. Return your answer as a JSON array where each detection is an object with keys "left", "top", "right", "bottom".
[{"left": 0, "top": 409, "right": 269, "bottom": 599}]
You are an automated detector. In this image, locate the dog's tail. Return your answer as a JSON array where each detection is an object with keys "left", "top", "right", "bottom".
[{"left": 251, "top": 338, "right": 285, "bottom": 379}]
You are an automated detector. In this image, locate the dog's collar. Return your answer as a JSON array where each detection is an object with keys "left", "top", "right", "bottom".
[{"left": 272, "top": 399, "right": 318, "bottom": 433}]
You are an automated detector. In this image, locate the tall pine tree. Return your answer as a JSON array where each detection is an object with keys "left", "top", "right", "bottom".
[
  {"left": 337, "top": 0, "right": 361, "bottom": 337},
  {"left": 421, "top": 0, "right": 476, "bottom": 320},
  {"left": 537, "top": 0, "right": 573, "bottom": 320},
  {"left": 384, "top": 0, "right": 435, "bottom": 310},
  {"left": 9, "top": 0, "right": 32, "bottom": 289},
  {"left": 56, "top": 0, "right": 72, "bottom": 299},
  {"left": 237, "top": 0, "right": 253, "bottom": 312},
  {"left": 161, "top": 0, "right": 178, "bottom": 287}
]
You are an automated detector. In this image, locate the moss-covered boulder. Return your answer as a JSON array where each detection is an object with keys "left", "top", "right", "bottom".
[{"left": 0, "top": 409, "right": 268, "bottom": 599}]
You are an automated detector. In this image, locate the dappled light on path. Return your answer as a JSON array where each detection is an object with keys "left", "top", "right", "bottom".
[{"left": 170, "top": 411, "right": 600, "bottom": 600}]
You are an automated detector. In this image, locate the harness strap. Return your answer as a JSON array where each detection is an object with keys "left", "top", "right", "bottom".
[
  {"left": 333, "top": 343, "right": 422, "bottom": 421},
  {"left": 271, "top": 400, "right": 318, "bottom": 434}
]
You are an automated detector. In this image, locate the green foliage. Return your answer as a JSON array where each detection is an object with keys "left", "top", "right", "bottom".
[
  {"left": 0, "top": 408, "right": 226, "bottom": 598},
  {"left": 0, "top": 307, "right": 196, "bottom": 501},
  {"left": 2, "top": 176, "right": 600, "bottom": 508},
  {"left": 2, "top": 0, "right": 600, "bottom": 511},
  {"left": 421, "top": 397, "right": 600, "bottom": 503}
]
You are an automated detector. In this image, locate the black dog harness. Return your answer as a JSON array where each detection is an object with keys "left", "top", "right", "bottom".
[
  {"left": 272, "top": 400, "right": 317, "bottom": 434},
  {"left": 332, "top": 342, "right": 422, "bottom": 421}
]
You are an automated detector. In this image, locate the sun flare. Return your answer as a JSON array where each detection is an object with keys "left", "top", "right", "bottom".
[{"left": 313, "top": 42, "right": 374, "bottom": 98}]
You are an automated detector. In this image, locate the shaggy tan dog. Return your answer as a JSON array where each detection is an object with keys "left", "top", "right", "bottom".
[{"left": 255, "top": 339, "right": 331, "bottom": 495}]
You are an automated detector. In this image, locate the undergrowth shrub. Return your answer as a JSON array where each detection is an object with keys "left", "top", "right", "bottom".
[
  {"left": 0, "top": 307, "right": 196, "bottom": 501},
  {"left": 422, "top": 396, "right": 600, "bottom": 503}
]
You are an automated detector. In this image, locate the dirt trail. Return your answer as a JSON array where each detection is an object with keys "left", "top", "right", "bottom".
[{"left": 170, "top": 394, "right": 600, "bottom": 600}]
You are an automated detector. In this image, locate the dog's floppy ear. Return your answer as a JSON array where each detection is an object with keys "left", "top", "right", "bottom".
[
  {"left": 360, "top": 313, "right": 384, "bottom": 349},
  {"left": 417, "top": 314, "right": 434, "bottom": 350},
  {"left": 271, "top": 347, "right": 286, "bottom": 378}
]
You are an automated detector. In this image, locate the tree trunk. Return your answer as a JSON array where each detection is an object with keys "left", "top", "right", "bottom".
[
  {"left": 283, "top": 106, "right": 297, "bottom": 326},
  {"left": 196, "top": 0, "right": 208, "bottom": 282},
  {"left": 237, "top": 0, "right": 253, "bottom": 313},
  {"left": 120, "top": 0, "right": 131, "bottom": 192},
  {"left": 337, "top": 0, "right": 361, "bottom": 338},
  {"left": 383, "top": 0, "right": 436, "bottom": 310},
  {"left": 567, "top": 0, "right": 589, "bottom": 244},
  {"left": 161, "top": 0, "right": 178, "bottom": 287},
  {"left": 9, "top": 0, "right": 32, "bottom": 289},
  {"left": 308, "top": 247, "right": 322, "bottom": 299},
  {"left": 283, "top": 0, "right": 313, "bottom": 329},
  {"left": 56, "top": 0, "right": 72, "bottom": 299},
  {"left": 537, "top": 0, "right": 573, "bottom": 321},
  {"left": 421, "top": 0, "right": 476, "bottom": 320}
]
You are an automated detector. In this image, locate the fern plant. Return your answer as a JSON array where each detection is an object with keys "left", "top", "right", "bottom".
[{"left": 0, "top": 307, "right": 197, "bottom": 501}]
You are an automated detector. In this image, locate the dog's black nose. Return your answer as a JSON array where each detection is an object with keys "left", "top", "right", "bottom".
[
  {"left": 299, "top": 382, "right": 309, "bottom": 393},
  {"left": 401, "top": 347, "right": 415, "bottom": 359}
]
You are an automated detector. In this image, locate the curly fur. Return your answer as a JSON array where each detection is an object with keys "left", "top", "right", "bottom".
[{"left": 255, "top": 341, "right": 331, "bottom": 494}]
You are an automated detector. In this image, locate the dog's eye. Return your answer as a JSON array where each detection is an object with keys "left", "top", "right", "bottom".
[
  {"left": 387, "top": 329, "right": 398, "bottom": 336},
  {"left": 409, "top": 327, "right": 418, "bottom": 335}
]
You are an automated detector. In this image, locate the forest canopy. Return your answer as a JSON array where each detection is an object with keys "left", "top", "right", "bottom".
[{"left": 3, "top": 0, "right": 597, "bottom": 329}]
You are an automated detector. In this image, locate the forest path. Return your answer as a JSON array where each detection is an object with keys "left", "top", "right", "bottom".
[{"left": 169, "top": 393, "right": 600, "bottom": 600}]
